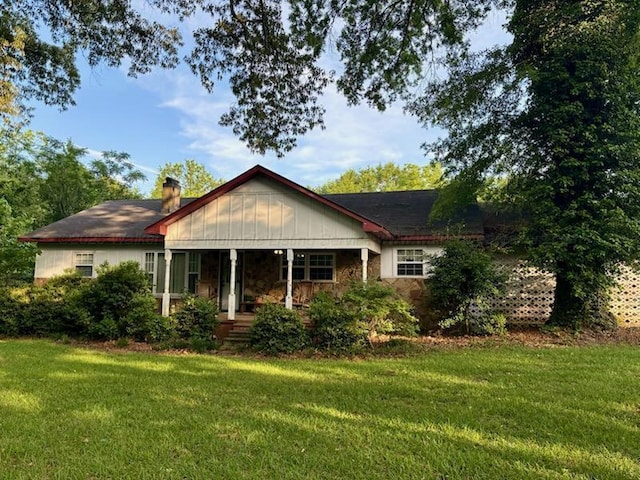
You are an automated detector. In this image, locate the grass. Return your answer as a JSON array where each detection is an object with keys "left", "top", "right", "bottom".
[{"left": 0, "top": 340, "right": 639, "bottom": 479}]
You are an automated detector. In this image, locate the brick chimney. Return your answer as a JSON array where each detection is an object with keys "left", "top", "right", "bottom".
[{"left": 161, "top": 177, "right": 181, "bottom": 214}]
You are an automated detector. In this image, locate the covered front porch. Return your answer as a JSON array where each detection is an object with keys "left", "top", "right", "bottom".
[{"left": 158, "top": 247, "right": 377, "bottom": 319}]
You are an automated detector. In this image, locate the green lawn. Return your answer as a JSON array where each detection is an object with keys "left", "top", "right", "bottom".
[{"left": 0, "top": 340, "right": 639, "bottom": 479}]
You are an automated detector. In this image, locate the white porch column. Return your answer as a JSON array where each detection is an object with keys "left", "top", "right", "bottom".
[
  {"left": 285, "top": 249, "right": 294, "bottom": 309},
  {"left": 161, "top": 249, "right": 172, "bottom": 317},
  {"left": 361, "top": 248, "right": 369, "bottom": 283},
  {"left": 228, "top": 249, "right": 237, "bottom": 320}
]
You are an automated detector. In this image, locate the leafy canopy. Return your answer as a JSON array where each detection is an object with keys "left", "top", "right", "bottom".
[
  {"left": 315, "top": 162, "right": 444, "bottom": 194},
  {"left": 0, "top": 128, "right": 145, "bottom": 281},
  {"left": 2, "top": 0, "right": 498, "bottom": 154},
  {"left": 151, "top": 159, "right": 225, "bottom": 198}
]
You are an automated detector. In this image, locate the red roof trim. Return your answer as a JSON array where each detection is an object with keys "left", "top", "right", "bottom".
[
  {"left": 19, "top": 236, "right": 163, "bottom": 244},
  {"left": 145, "top": 165, "right": 393, "bottom": 239},
  {"left": 392, "top": 234, "right": 484, "bottom": 241}
]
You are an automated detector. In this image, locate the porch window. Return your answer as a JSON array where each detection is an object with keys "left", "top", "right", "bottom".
[
  {"left": 144, "top": 252, "right": 155, "bottom": 287},
  {"left": 280, "top": 252, "right": 335, "bottom": 282},
  {"left": 146, "top": 251, "right": 200, "bottom": 295},
  {"left": 309, "top": 254, "right": 334, "bottom": 280},
  {"left": 188, "top": 253, "right": 201, "bottom": 293},
  {"left": 281, "top": 253, "right": 305, "bottom": 281},
  {"left": 74, "top": 252, "right": 94, "bottom": 277},
  {"left": 396, "top": 249, "right": 426, "bottom": 277}
]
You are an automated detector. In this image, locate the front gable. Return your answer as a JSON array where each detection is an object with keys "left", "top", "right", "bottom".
[{"left": 150, "top": 167, "right": 386, "bottom": 252}]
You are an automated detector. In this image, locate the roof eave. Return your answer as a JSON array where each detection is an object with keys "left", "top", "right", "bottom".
[{"left": 18, "top": 236, "right": 164, "bottom": 244}]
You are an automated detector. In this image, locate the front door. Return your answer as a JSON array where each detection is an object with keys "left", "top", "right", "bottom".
[{"left": 219, "top": 251, "right": 243, "bottom": 311}]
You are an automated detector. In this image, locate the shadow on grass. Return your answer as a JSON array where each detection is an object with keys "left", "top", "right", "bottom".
[{"left": 0, "top": 339, "right": 639, "bottom": 479}]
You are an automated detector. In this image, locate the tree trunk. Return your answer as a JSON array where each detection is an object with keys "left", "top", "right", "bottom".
[{"left": 547, "top": 271, "right": 617, "bottom": 330}]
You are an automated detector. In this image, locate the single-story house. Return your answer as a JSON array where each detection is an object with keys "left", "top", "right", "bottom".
[{"left": 20, "top": 165, "right": 488, "bottom": 322}]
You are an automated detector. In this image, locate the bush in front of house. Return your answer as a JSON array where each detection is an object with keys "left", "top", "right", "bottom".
[
  {"left": 428, "top": 239, "right": 507, "bottom": 335},
  {"left": 249, "top": 302, "right": 308, "bottom": 355},
  {"left": 308, "top": 291, "right": 367, "bottom": 352},
  {"left": 25, "top": 271, "right": 91, "bottom": 336},
  {"left": 172, "top": 294, "right": 220, "bottom": 350},
  {"left": 81, "top": 261, "right": 168, "bottom": 341},
  {"left": 340, "top": 281, "right": 419, "bottom": 342}
]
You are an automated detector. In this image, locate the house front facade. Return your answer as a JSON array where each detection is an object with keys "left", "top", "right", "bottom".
[{"left": 20, "top": 165, "right": 485, "bottom": 321}]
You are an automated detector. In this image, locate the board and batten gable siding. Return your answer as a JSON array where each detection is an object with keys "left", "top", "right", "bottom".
[
  {"left": 165, "top": 176, "right": 381, "bottom": 252},
  {"left": 34, "top": 244, "right": 153, "bottom": 279}
]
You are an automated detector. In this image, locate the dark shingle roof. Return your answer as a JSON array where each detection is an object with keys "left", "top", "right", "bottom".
[
  {"left": 324, "top": 190, "right": 484, "bottom": 237},
  {"left": 21, "top": 190, "right": 484, "bottom": 243}
]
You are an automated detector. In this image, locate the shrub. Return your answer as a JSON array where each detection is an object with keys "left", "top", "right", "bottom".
[
  {"left": 123, "top": 294, "right": 174, "bottom": 342},
  {"left": 173, "top": 294, "right": 219, "bottom": 342},
  {"left": 472, "top": 313, "right": 507, "bottom": 336},
  {"left": 0, "top": 286, "right": 28, "bottom": 336},
  {"left": 309, "top": 291, "right": 367, "bottom": 351},
  {"left": 340, "top": 281, "right": 419, "bottom": 342},
  {"left": 26, "top": 271, "right": 91, "bottom": 336},
  {"left": 429, "top": 240, "right": 507, "bottom": 335},
  {"left": 81, "top": 261, "right": 161, "bottom": 340},
  {"left": 249, "top": 302, "right": 308, "bottom": 355}
]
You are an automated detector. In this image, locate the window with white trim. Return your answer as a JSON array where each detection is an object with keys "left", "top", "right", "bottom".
[
  {"left": 74, "top": 252, "right": 94, "bottom": 277},
  {"left": 280, "top": 252, "right": 335, "bottom": 282},
  {"left": 281, "top": 253, "right": 306, "bottom": 281},
  {"left": 396, "top": 248, "right": 426, "bottom": 277},
  {"left": 145, "top": 251, "right": 201, "bottom": 295}
]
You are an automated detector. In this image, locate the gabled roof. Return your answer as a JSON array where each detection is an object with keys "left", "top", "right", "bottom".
[
  {"left": 20, "top": 165, "right": 487, "bottom": 244},
  {"left": 144, "top": 165, "right": 394, "bottom": 239}
]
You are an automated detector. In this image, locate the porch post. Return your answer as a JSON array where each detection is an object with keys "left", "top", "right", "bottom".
[
  {"left": 285, "top": 249, "right": 294, "bottom": 309},
  {"left": 161, "top": 249, "right": 172, "bottom": 317},
  {"left": 361, "top": 248, "right": 369, "bottom": 283},
  {"left": 228, "top": 249, "right": 237, "bottom": 320}
]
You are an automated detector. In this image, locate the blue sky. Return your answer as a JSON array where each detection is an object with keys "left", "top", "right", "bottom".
[{"left": 28, "top": 9, "right": 509, "bottom": 196}]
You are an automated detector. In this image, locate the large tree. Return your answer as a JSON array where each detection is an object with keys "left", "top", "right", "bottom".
[
  {"left": 316, "top": 162, "right": 444, "bottom": 194},
  {"left": 408, "top": 1, "right": 640, "bottom": 329},
  {"left": 151, "top": 159, "right": 224, "bottom": 198}
]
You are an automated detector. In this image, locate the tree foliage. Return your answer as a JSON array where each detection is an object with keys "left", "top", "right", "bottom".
[
  {"left": 0, "top": 0, "right": 188, "bottom": 120},
  {"left": 151, "top": 159, "right": 224, "bottom": 198},
  {"left": 2, "top": 0, "right": 496, "bottom": 154},
  {"left": 0, "top": 128, "right": 144, "bottom": 280},
  {"left": 316, "top": 162, "right": 444, "bottom": 194},
  {"left": 410, "top": 1, "right": 640, "bottom": 329}
]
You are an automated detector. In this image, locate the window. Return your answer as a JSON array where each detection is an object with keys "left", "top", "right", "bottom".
[
  {"left": 281, "top": 253, "right": 305, "bottom": 281},
  {"left": 144, "top": 252, "right": 155, "bottom": 287},
  {"left": 74, "top": 253, "right": 94, "bottom": 277},
  {"left": 396, "top": 249, "right": 426, "bottom": 277},
  {"left": 309, "top": 254, "right": 334, "bottom": 280},
  {"left": 188, "top": 253, "right": 201, "bottom": 294},
  {"left": 281, "top": 252, "right": 335, "bottom": 282},
  {"left": 147, "top": 251, "right": 200, "bottom": 295}
]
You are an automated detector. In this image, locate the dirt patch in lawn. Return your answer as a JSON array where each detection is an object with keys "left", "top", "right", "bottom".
[
  {"left": 61, "top": 326, "right": 640, "bottom": 357},
  {"left": 408, "top": 326, "right": 640, "bottom": 349}
]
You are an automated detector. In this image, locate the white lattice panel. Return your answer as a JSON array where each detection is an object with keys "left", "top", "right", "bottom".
[
  {"left": 482, "top": 262, "right": 640, "bottom": 327},
  {"left": 611, "top": 268, "right": 640, "bottom": 326}
]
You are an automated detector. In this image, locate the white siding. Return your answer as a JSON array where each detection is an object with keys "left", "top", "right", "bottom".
[
  {"left": 34, "top": 245, "right": 151, "bottom": 279},
  {"left": 165, "top": 177, "right": 381, "bottom": 251}
]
